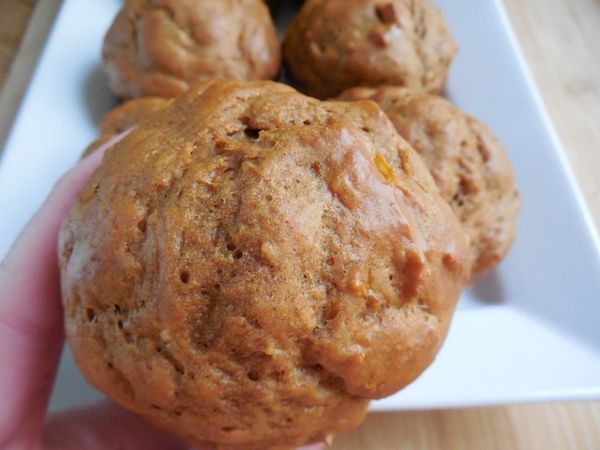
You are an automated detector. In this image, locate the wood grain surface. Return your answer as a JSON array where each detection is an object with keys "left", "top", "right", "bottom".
[
  {"left": 0, "top": 0, "right": 598, "bottom": 449},
  {"left": 505, "top": 0, "right": 600, "bottom": 230},
  {"left": 0, "top": 0, "right": 61, "bottom": 150},
  {"left": 0, "top": 0, "right": 35, "bottom": 88}
]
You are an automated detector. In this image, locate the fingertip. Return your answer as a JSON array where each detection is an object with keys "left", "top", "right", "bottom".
[
  {"left": 298, "top": 443, "right": 327, "bottom": 450},
  {"left": 51, "top": 127, "right": 132, "bottom": 200},
  {"left": 188, "top": 443, "right": 325, "bottom": 450}
]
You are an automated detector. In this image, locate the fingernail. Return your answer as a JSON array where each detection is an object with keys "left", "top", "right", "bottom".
[{"left": 299, "top": 443, "right": 326, "bottom": 450}]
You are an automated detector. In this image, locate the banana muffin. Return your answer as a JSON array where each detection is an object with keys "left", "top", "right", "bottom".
[
  {"left": 102, "top": 0, "right": 281, "bottom": 98},
  {"left": 338, "top": 86, "right": 520, "bottom": 277},
  {"left": 60, "top": 80, "right": 470, "bottom": 450},
  {"left": 83, "top": 97, "right": 171, "bottom": 158},
  {"left": 284, "top": 0, "right": 457, "bottom": 99}
]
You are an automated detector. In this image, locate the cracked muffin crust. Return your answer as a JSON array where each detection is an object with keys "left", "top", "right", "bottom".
[
  {"left": 338, "top": 86, "right": 521, "bottom": 277},
  {"left": 284, "top": 0, "right": 458, "bottom": 99},
  {"left": 102, "top": 0, "right": 281, "bottom": 98},
  {"left": 60, "top": 80, "right": 470, "bottom": 450}
]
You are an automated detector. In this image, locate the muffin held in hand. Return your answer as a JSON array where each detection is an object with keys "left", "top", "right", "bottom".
[
  {"left": 102, "top": 0, "right": 281, "bottom": 98},
  {"left": 284, "top": 0, "right": 457, "bottom": 99},
  {"left": 338, "top": 86, "right": 520, "bottom": 277},
  {"left": 60, "top": 80, "right": 469, "bottom": 450}
]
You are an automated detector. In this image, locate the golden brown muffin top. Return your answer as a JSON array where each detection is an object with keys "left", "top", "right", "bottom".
[
  {"left": 339, "top": 86, "right": 521, "bottom": 277},
  {"left": 102, "top": 0, "right": 281, "bottom": 98},
  {"left": 61, "top": 80, "right": 469, "bottom": 450},
  {"left": 284, "top": 0, "right": 457, "bottom": 98}
]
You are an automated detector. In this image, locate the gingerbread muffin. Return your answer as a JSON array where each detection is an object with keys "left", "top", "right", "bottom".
[
  {"left": 102, "top": 0, "right": 281, "bottom": 99},
  {"left": 284, "top": 0, "right": 458, "bottom": 99},
  {"left": 60, "top": 80, "right": 470, "bottom": 450},
  {"left": 83, "top": 97, "right": 171, "bottom": 158},
  {"left": 338, "top": 86, "right": 520, "bottom": 277}
]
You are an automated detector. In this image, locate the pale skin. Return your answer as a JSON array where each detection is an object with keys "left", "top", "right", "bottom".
[{"left": 0, "top": 135, "right": 324, "bottom": 450}]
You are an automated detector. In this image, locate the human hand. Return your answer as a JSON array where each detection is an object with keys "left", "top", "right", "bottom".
[{"left": 0, "top": 135, "right": 324, "bottom": 450}]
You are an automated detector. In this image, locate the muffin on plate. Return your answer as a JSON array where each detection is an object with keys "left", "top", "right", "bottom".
[
  {"left": 60, "top": 80, "right": 469, "bottom": 450},
  {"left": 338, "top": 86, "right": 521, "bottom": 277},
  {"left": 284, "top": 0, "right": 457, "bottom": 98},
  {"left": 102, "top": 0, "right": 281, "bottom": 98}
]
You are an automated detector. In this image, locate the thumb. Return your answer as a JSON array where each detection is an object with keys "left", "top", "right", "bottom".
[
  {"left": 44, "top": 401, "right": 326, "bottom": 450},
  {"left": 44, "top": 401, "right": 186, "bottom": 450}
]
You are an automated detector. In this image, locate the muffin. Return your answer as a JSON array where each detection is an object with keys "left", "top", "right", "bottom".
[
  {"left": 82, "top": 97, "right": 171, "bottom": 158},
  {"left": 102, "top": 0, "right": 281, "bottom": 98},
  {"left": 338, "top": 86, "right": 520, "bottom": 277},
  {"left": 60, "top": 80, "right": 470, "bottom": 450},
  {"left": 284, "top": 0, "right": 457, "bottom": 99}
]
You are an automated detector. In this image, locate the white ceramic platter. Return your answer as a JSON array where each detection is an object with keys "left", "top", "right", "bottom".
[{"left": 1, "top": 0, "right": 599, "bottom": 413}]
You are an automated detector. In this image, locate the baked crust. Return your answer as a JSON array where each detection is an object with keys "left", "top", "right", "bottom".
[
  {"left": 339, "top": 86, "right": 520, "bottom": 277},
  {"left": 102, "top": 0, "right": 281, "bottom": 98},
  {"left": 61, "top": 80, "right": 469, "bottom": 449},
  {"left": 284, "top": 0, "right": 457, "bottom": 98}
]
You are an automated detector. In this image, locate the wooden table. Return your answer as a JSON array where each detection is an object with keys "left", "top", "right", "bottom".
[{"left": 1, "top": 0, "right": 599, "bottom": 448}]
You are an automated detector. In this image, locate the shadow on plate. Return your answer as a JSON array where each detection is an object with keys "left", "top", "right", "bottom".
[
  {"left": 469, "top": 271, "right": 507, "bottom": 305},
  {"left": 458, "top": 270, "right": 507, "bottom": 311},
  {"left": 83, "top": 65, "right": 119, "bottom": 130}
]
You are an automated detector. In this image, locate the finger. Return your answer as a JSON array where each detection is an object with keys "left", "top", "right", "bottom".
[
  {"left": 44, "top": 401, "right": 326, "bottom": 450},
  {"left": 0, "top": 133, "right": 125, "bottom": 447},
  {"left": 44, "top": 401, "right": 187, "bottom": 450},
  {"left": 0, "top": 140, "right": 109, "bottom": 331},
  {"left": 298, "top": 444, "right": 327, "bottom": 450}
]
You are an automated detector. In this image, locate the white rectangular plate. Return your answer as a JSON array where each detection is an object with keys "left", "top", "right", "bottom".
[{"left": 1, "top": 0, "right": 599, "bottom": 413}]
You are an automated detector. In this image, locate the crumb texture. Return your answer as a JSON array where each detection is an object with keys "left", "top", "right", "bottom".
[
  {"left": 339, "top": 86, "right": 521, "bottom": 276},
  {"left": 61, "top": 80, "right": 469, "bottom": 450},
  {"left": 102, "top": 0, "right": 281, "bottom": 98},
  {"left": 284, "top": 0, "right": 457, "bottom": 98}
]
